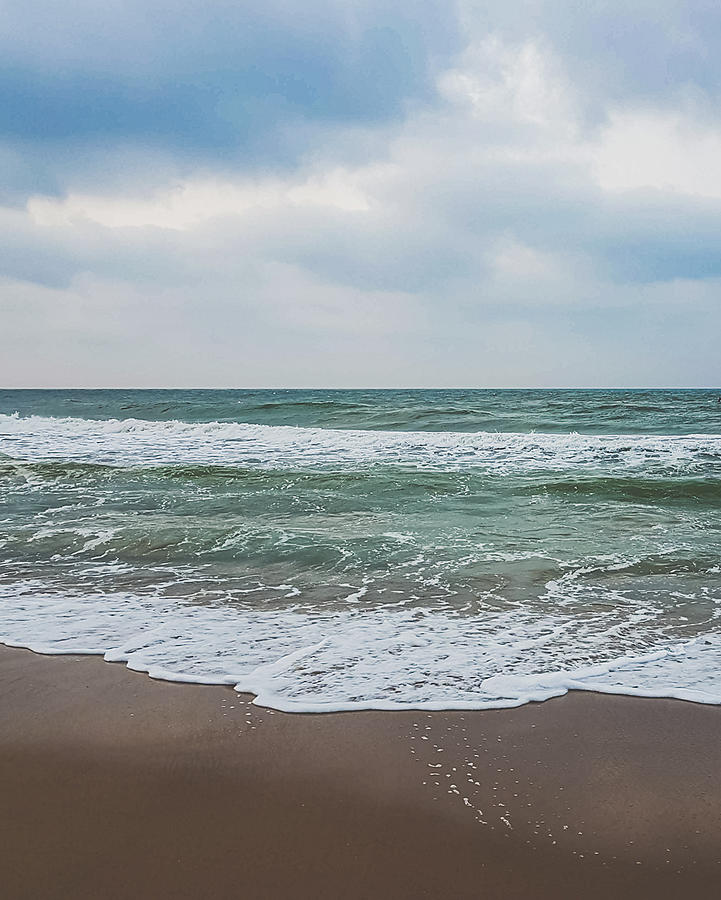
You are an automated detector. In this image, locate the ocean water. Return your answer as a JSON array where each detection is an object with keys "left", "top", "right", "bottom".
[{"left": 1, "top": 388, "right": 720, "bottom": 712}]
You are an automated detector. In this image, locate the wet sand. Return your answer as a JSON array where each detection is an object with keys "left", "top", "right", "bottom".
[{"left": 1, "top": 644, "right": 720, "bottom": 899}]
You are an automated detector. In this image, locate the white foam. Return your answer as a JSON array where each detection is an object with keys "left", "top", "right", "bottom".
[
  {"left": 1, "top": 413, "right": 720, "bottom": 473},
  {"left": 2, "top": 581, "right": 721, "bottom": 712}
]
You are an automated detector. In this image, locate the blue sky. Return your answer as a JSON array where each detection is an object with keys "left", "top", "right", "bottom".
[{"left": 1, "top": 0, "right": 720, "bottom": 386}]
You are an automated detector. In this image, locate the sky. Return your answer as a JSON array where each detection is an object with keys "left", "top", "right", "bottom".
[{"left": 1, "top": 0, "right": 720, "bottom": 388}]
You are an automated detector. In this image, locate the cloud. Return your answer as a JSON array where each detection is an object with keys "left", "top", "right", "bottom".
[
  {"left": 463, "top": 1, "right": 721, "bottom": 111},
  {"left": 0, "top": 0, "right": 460, "bottom": 194},
  {"left": 593, "top": 110, "right": 721, "bottom": 198},
  {"left": 1, "top": 1, "right": 720, "bottom": 387}
]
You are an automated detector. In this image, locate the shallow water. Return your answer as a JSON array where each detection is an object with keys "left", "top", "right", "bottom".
[{"left": 1, "top": 389, "right": 720, "bottom": 710}]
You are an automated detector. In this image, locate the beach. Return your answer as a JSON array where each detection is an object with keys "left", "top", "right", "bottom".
[{"left": 2, "top": 645, "right": 720, "bottom": 899}]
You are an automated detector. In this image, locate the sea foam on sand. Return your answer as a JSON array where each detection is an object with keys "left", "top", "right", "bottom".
[{"left": 2, "top": 581, "right": 721, "bottom": 712}]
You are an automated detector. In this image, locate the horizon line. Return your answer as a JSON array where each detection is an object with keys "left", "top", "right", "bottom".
[{"left": 1, "top": 386, "right": 720, "bottom": 392}]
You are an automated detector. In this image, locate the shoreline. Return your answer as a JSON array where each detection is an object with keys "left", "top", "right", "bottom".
[{"left": 1, "top": 645, "right": 720, "bottom": 898}]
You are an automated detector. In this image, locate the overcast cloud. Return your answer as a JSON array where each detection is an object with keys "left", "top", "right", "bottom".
[{"left": 1, "top": 0, "right": 720, "bottom": 387}]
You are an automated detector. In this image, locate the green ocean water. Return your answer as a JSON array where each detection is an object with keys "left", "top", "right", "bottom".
[
  {"left": 0, "top": 389, "right": 720, "bottom": 711},
  {"left": 3, "top": 387, "right": 720, "bottom": 432}
]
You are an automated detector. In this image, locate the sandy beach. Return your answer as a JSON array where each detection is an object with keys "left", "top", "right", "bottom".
[{"left": 1, "top": 645, "right": 720, "bottom": 899}]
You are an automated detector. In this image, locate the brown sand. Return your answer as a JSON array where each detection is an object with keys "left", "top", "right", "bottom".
[{"left": 1, "top": 644, "right": 720, "bottom": 899}]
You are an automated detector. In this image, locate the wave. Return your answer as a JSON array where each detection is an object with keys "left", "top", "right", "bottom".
[
  {"left": 248, "top": 398, "right": 373, "bottom": 411},
  {"left": 4, "top": 459, "right": 720, "bottom": 521},
  {"left": 2, "top": 414, "right": 721, "bottom": 473},
  {"left": 2, "top": 581, "right": 721, "bottom": 712},
  {"left": 529, "top": 475, "right": 721, "bottom": 503},
  {"left": 0, "top": 457, "right": 468, "bottom": 488},
  {"left": 4, "top": 388, "right": 721, "bottom": 437}
]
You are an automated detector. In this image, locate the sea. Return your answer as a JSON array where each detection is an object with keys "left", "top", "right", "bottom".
[{"left": 1, "top": 388, "right": 720, "bottom": 712}]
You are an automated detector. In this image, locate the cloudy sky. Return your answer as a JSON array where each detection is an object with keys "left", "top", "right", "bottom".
[{"left": 1, "top": 0, "right": 720, "bottom": 387}]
